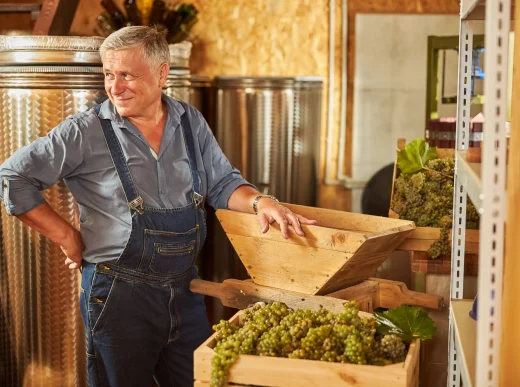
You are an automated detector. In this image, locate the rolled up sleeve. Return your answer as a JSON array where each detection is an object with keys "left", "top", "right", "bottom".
[
  {"left": 197, "top": 112, "right": 255, "bottom": 210},
  {"left": 0, "top": 118, "right": 86, "bottom": 216}
]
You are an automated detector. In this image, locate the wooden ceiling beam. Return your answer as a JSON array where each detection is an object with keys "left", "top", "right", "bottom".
[{"left": 33, "top": 0, "right": 80, "bottom": 35}]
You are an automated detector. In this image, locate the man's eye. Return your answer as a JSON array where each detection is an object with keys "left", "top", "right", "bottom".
[{"left": 105, "top": 73, "right": 113, "bottom": 79}]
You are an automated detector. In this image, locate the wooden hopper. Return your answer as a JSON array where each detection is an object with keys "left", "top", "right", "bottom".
[{"left": 215, "top": 203, "right": 415, "bottom": 295}]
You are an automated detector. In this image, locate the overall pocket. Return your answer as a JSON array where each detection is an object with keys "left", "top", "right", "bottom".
[
  {"left": 88, "top": 272, "right": 118, "bottom": 335},
  {"left": 145, "top": 226, "right": 199, "bottom": 274}
]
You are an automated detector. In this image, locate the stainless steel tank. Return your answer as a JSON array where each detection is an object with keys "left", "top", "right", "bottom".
[
  {"left": 0, "top": 35, "right": 194, "bottom": 387},
  {"left": 187, "top": 75, "right": 213, "bottom": 124},
  {"left": 0, "top": 35, "right": 106, "bottom": 387},
  {"left": 164, "top": 73, "right": 213, "bottom": 125},
  {"left": 215, "top": 76, "right": 323, "bottom": 205}
]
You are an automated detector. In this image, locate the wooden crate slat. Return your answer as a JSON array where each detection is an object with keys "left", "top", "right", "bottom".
[
  {"left": 282, "top": 203, "right": 412, "bottom": 233},
  {"left": 227, "top": 234, "right": 347, "bottom": 294},
  {"left": 217, "top": 209, "right": 367, "bottom": 254}
]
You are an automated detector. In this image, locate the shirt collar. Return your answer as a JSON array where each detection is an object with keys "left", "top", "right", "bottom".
[{"left": 97, "top": 93, "right": 185, "bottom": 131}]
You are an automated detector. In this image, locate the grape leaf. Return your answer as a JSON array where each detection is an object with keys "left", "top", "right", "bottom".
[
  {"left": 397, "top": 138, "right": 438, "bottom": 174},
  {"left": 374, "top": 306, "right": 436, "bottom": 341}
]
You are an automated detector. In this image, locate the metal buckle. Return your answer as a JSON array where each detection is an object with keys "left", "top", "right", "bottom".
[
  {"left": 128, "top": 195, "right": 144, "bottom": 214},
  {"left": 193, "top": 192, "right": 203, "bottom": 209}
]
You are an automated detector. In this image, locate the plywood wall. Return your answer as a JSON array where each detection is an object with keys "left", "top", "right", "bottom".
[{"left": 69, "top": 0, "right": 459, "bottom": 211}]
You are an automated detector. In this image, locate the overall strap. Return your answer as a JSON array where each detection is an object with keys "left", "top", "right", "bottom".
[
  {"left": 94, "top": 104, "right": 144, "bottom": 214},
  {"left": 177, "top": 101, "right": 203, "bottom": 209}
]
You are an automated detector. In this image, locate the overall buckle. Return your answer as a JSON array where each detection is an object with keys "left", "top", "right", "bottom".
[
  {"left": 193, "top": 192, "right": 203, "bottom": 210},
  {"left": 128, "top": 196, "right": 145, "bottom": 214}
]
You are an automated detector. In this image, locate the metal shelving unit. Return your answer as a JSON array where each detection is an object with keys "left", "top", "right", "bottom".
[
  {"left": 455, "top": 150, "right": 482, "bottom": 211},
  {"left": 448, "top": 1, "right": 513, "bottom": 386}
]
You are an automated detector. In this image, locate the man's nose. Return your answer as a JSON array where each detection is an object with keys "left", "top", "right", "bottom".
[{"left": 110, "top": 77, "right": 124, "bottom": 95}]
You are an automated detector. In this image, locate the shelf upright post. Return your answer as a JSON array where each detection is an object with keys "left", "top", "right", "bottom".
[
  {"left": 447, "top": 15, "right": 474, "bottom": 387},
  {"left": 500, "top": 0, "right": 520, "bottom": 383},
  {"left": 476, "top": 1, "right": 511, "bottom": 386}
]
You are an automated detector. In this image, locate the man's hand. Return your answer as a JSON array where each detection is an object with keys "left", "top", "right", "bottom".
[
  {"left": 256, "top": 198, "right": 317, "bottom": 239},
  {"left": 17, "top": 202, "right": 85, "bottom": 270},
  {"left": 61, "top": 229, "right": 84, "bottom": 270},
  {"left": 227, "top": 186, "right": 318, "bottom": 239}
]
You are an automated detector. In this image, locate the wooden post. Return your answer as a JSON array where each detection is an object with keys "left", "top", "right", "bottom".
[
  {"left": 499, "top": 6, "right": 520, "bottom": 386},
  {"left": 33, "top": 0, "right": 80, "bottom": 36}
]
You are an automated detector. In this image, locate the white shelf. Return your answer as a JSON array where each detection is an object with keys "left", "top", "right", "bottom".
[
  {"left": 451, "top": 300, "right": 477, "bottom": 387},
  {"left": 456, "top": 150, "right": 482, "bottom": 212},
  {"left": 461, "top": 0, "right": 516, "bottom": 20}
]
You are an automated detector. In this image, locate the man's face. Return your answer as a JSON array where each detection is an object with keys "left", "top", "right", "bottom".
[{"left": 102, "top": 46, "right": 167, "bottom": 118}]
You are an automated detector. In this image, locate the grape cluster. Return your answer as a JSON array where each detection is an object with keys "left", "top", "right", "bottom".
[
  {"left": 392, "top": 157, "right": 479, "bottom": 259},
  {"left": 210, "top": 301, "right": 408, "bottom": 387}
]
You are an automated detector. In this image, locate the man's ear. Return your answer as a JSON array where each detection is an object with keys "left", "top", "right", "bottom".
[{"left": 159, "top": 63, "right": 170, "bottom": 87}]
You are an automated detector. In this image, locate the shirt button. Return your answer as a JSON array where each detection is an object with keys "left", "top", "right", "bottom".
[{"left": 160, "top": 189, "right": 165, "bottom": 194}]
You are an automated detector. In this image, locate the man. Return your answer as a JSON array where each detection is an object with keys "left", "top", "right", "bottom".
[{"left": 0, "top": 26, "right": 315, "bottom": 386}]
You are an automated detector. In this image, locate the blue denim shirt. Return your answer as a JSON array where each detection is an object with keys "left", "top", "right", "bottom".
[{"left": 0, "top": 94, "right": 252, "bottom": 263}]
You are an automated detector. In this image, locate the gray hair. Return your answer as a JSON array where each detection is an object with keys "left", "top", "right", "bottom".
[{"left": 99, "top": 26, "right": 170, "bottom": 68}]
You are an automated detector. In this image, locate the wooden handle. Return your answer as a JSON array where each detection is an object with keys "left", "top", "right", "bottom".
[
  {"left": 370, "top": 277, "right": 443, "bottom": 309},
  {"left": 190, "top": 277, "right": 442, "bottom": 317},
  {"left": 190, "top": 278, "right": 371, "bottom": 317}
]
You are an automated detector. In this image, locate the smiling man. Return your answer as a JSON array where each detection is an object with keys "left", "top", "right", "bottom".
[{"left": 0, "top": 26, "right": 315, "bottom": 387}]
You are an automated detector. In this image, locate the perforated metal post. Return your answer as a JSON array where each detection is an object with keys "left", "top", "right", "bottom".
[
  {"left": 476, "top": 1, "right": 510, "bottom": 386},
  {"left": 448, "top": 18, "right": 473, "bottom": 387}
]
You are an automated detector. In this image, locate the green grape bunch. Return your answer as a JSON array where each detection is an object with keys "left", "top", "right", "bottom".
[
  {"left": 209, "top": 301, "right": 413, "bottom": 387},
  {"left": 392, "top": 157, "right": 479, "bottom": 259}
]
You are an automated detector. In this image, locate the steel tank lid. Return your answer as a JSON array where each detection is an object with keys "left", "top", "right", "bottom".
[
  {"left": 215, "top": 76, "right": 323, "bottom": 89},
  {"left": 0, "top": 36, "right": 104, "bottom": 66},
  {"left": 0, "top": 36, "right": 192, "bottom": 69}
]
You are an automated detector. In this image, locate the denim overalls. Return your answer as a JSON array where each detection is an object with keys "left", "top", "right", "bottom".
[{"left": 79, "top": 102, "right": 211, "bottom": 387}]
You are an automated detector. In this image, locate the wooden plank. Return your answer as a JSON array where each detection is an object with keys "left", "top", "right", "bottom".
[
  {"left": 326, "top": 280, "right": 380, "bottom": 311},
  {"left": 280, "top": 203, "right": 414, "bottom": 234},
  {"left": 217, "top": 209, "right": 367, "bottom": 254},
  {"left": 318, "top": 230, "right": 413, "bottom": 295},
  {"left": 451, "top": 300, "right": 476, "bottom": 387},
  {"left": 227, "top": 234, "right": 349, "bottom": 294},
  {"left": 320, "top": 251, "right": 395, "bottom": 295},
  {"left": 373, "top": 277, "right": 443, "bottom": 310},
  {"left": 405, "top": 340, "right": 421, "bottom": 387},
  {"left": 397, "top": 238, "right": 479, "bottom": 254},
  {"left": 195, "top": 310, "right": 419, "bottom": 387},
  {"left": 410, "top": 251, "right": 479, "bottom": 276},
  {"left": 0, "top": 3, "right": 41, "bottom": 13},
  {"left": 396, "top": 227, "right": 480, "bottom": 254},
  {"left": 33, "top": 0, "right": 80, "bottom": 35},
  {"left": 192, "top": 276, "right": 442, "bottom": 317},
  {"left": 190, "top": 278, "right": 372, "bottom": 317},
  {"left": 500, "top": 0, "right": 520, "bottom": 383},
  {"left": 404, "top": 227, "right": 480, "bottom": 244}
]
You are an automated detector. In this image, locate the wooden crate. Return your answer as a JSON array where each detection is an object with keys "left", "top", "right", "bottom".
[
  {"left": 411, "top": 251, "right": 478, "bottom": 276},
  {"left": 194, "top": 310, "right": 420, "bottom": 387},
  {"left": 215, "top": 203, "right": 415, "bottom": 295},
  {"left": 390, "top": 139, "right": 479, "bottom": 254}
]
